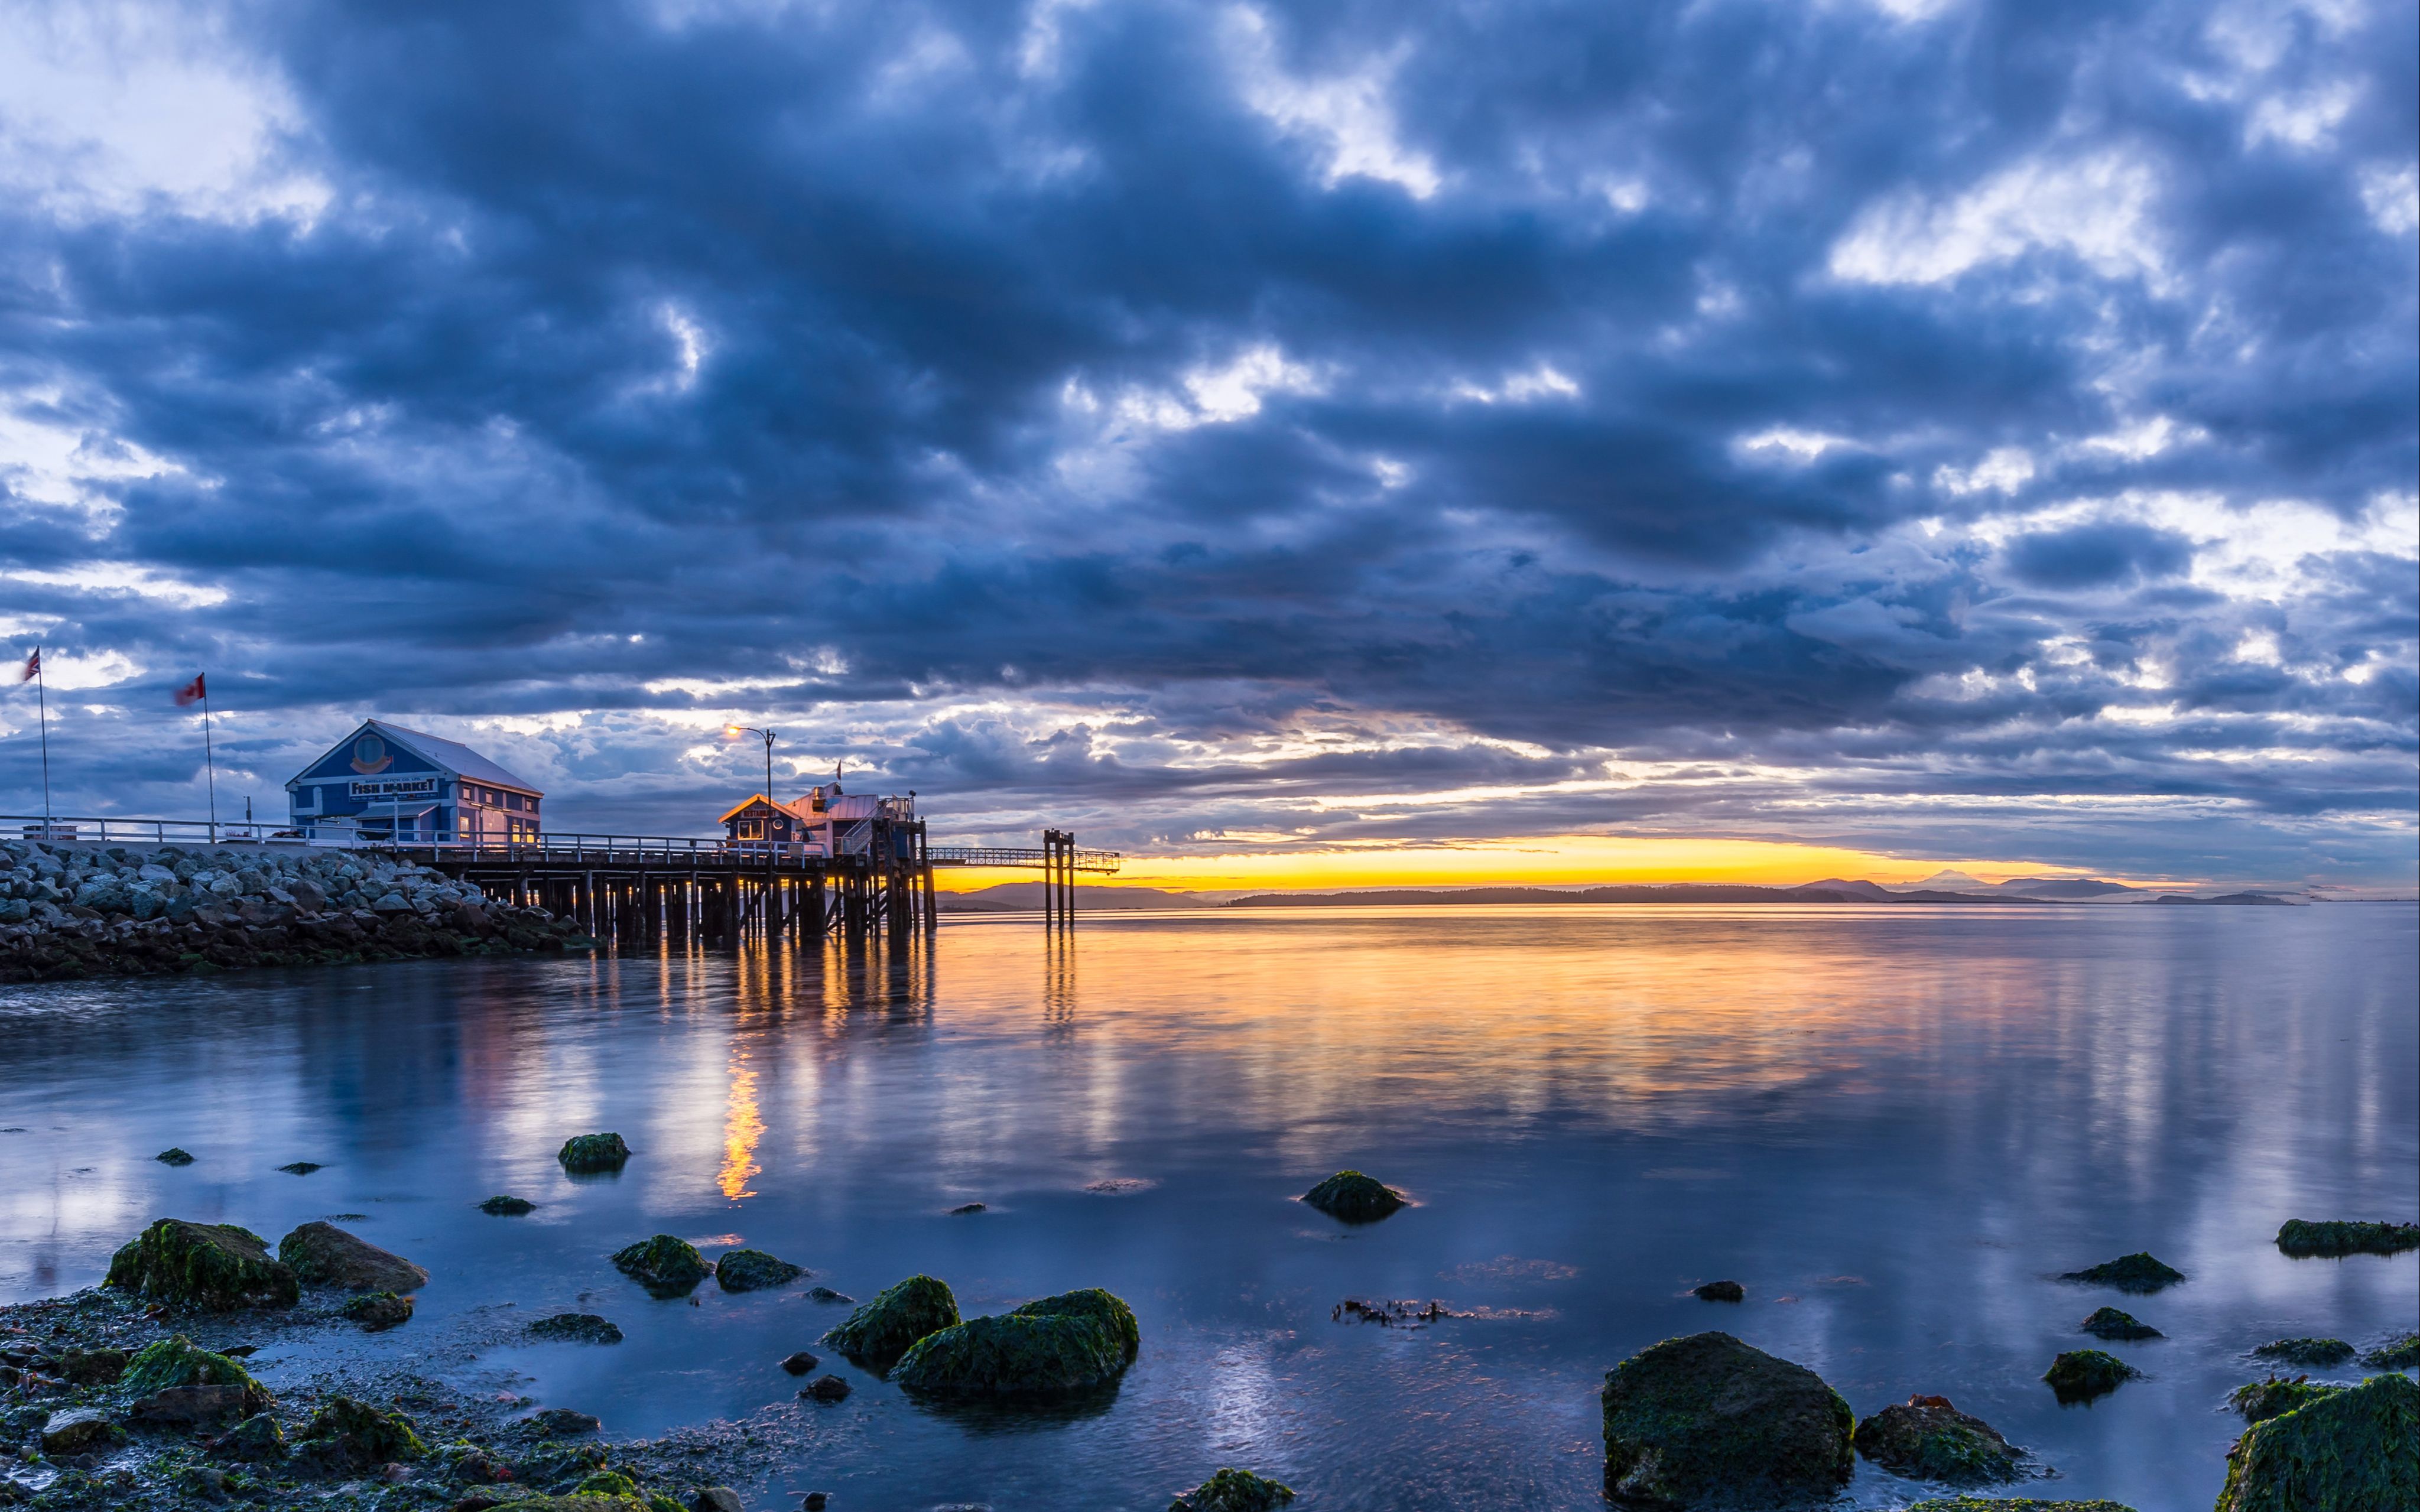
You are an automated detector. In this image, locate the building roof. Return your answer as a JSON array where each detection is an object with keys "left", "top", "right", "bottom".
[
  {"left": 358, "top": 720, "right": 543, "bottom": 794},
  {"left": 717, "top": 793, "right": 811, "bottom": 825}
]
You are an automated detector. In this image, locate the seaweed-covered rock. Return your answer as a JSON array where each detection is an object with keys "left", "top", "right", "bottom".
[
  {"left": 40, "top": 1407, "right": 125, "bottom": 1456},
  {"left": 122, "top": 1335, "right": 271, "bottom": 1413},
  {"left": 529, "top": 1407, "right": 601, "bottom": 1436},
  {"left": 2043, "top": 1350, "right": 2140, "bottom": 1403},
  {"left": 1691, "top": 1279, "right": 1744, "bottom": 1302},
  {"left": 1853, "top": 1396, "right": 2027, "bottom": 1485},
  {"left": 104, "top": 1220, "right": 300, "bottom": 1311},
  {"left": 1906, "top": 1490, "right": 2139, "bottom": 1500},
  {"left": 155, "top": 1148, "right": 196, "bottom": 1166},
  {"left": 129, "top": 1384, "right": 252, "bottom": 1431},
  {"left": 781, "top": 1351, "right": 820, "bottom": 1375},
  {"left": 2364, "top": 1332, "right": 2419, "bottom": 1370},
  {"left": 892, "top": 1287, "right": 1141, "bottom": 1397},
  {"left": 2251, "top": 1337, "right": 2354, "bottom": 1367},
  {"left": 2230, "top": 1377, "right": 2343, "bottom": 1423},
  {"left": 1600, "top": 1331, "right": 1854, "bottom": 1505},
  {"left": 207, "top": 1412, "right": 286, "bottom": 1463},
  {"left": 1300, "top": 1170, "right": 1405, "bottom": 1223},
  {"left": 2274, "top": 1218, "right": 2420, "bottom": 1257},
  {"left": 2057, "top": 1253, "right": 2185, "bottom": 1293},
  {"left": 822, "top": 1274, "right": 960, "bottom": 1365},
  {"left": 2080, "top": 1307, "right": 2161, "bottom": 1341},
  {"left": 1904, "top": 1501, "right": 2138, "bottom": 1512},
  {"left": 479, "top": 1195, "right": 536, "bottom": 1215},
  {"left": 54, "top": 1347, "right": 126, "bottom": 1385},
  {"left": 808, "top": 1286, "right": 853, "bottom": 1303},
  {"left": 341, "top": 1290, "right": 414, "bottom": 1331},
  {"left": 290, "top": 1396, "right": 424, "bottom": 1475},
  {"left": 530, "top": 1313, "right": 623, "bottom": 1344},
  {"left": 801, "top": 1374, "right": 850, "bottom": 1402},
  {"left": 2214, "top": 1371, "right": 2419, "bottom": 1511},
  {"left": 557, "top": 1133, "right": 632, "bottom": 1173},
  {"left": 1170, "top": 1467, "right": 1298, "bottom": 1512},
  {"left": 278, "top": 1222, "right": 428, "bottom": 1292},
  {"left": 713, "top": 1249, "right": 805, "bottom": 1293},
  {"left": 612, "top": 1234, "right": 713, "bottom": 1297}
]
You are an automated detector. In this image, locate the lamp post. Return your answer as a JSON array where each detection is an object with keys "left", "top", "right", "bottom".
[{"left": 727, "top": 725, "right": 778, "bottom": 939}]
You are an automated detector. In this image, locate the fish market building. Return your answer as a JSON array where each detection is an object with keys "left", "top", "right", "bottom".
[{"left": 286, "top": 720, "right": 543, "bottom": 843}]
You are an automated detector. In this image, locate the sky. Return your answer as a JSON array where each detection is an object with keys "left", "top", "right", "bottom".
[{"left": 0, "top": 0, "right": 2413, "bottom": 892}]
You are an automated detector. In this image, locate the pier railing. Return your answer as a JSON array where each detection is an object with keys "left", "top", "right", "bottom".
[{"left": 930, "top": 844, "right": 1121, "bottom": 874}]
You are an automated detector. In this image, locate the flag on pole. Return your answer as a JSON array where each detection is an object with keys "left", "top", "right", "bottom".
[
  {"left": 17, "top": 649, "right": 34, "bottom": 682},
  {"left": 175, "top": 672, "right": 206, "bottom": 707}
]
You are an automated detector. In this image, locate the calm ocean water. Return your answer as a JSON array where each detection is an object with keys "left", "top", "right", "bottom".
[{"left": 2, "top": 904, "right": 2413, "bottom": 1510}]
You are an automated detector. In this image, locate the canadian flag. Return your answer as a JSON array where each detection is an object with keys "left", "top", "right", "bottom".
[
  {"left": 174, "top": 672, "right": 207, "bottom": 707},
  {"left": 16, "top": 649, "right": 34, "bottom": 683}
]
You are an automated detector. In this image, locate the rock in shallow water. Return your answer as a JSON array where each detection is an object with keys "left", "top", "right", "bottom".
[
  {"left": 1599, "top": 1331, "right": 1854, "bottom": 1506},
  {"left": 1691, "top": 1280, "right": 1744, "bottom": 1303},
  {"left": 105, "top": 1221, "right": 299, "bottom": 1311},
  {"left": 2250, "top": 1337, "right": 2354, "bottom": 1367},
  {"left": 2214, "top": 1372, "right": 2418, "bottom": 1511},
  {"left": 2080, "top": 1306, "right": 2161, "bottom": 1340},
  {"left": 2365, "top": 1332, "right": 2420, "bottom": 1369},
  {"left": 340, "top": 1290, "right": 414, "bottom": 1331},
  {"left": 479, "top": 1195, "right": 537, "bottom": 1215},
  {"left": 557, "top": 1132, "right": 632, "bottom": 1173},
  {"left": 2230, "top": 1377, "right": 2343, "bottom": 1423},
  {"left": 155, "top": 1148, "right": 195, "bottom": 1166},
  {"left": 801, "top": 1374, "right": 851, "bottom": 1403},
  {"left": 1169, "top": 1467, "right": 1297, "bottom": 1511},
  {"left": 2273, "top": 1218, "right": 2420, "bottom": 1257},
  {"left": 1300, "top": 1170, "right": 1405, "bottom": 1223},
  {"left": 892, "top": 1287, "right": 1141, "bottom": 1397},
  {"left": 781, "top": 1351, "right": 820, "bottom": 1375},
  {"left": 2057, "top": 1252, "right": 2185, "bottom": 1293},
  {"left": 528, "top": 1313, "right": 623, "bottom": 1344},
  {"left": 613, "top": 1234, "right": 714, "bottom": 1297},
  {"left": 1853, "top": 1396, "right": 2028, "bottom": 1485},
  {"left": 278, "top": 1221, "right": 428, "bottom": 1292},
  {"left": 713, "top": 1248, "right": 805, "bottom": 1292},
  {"left": 122, "top": 1335, "right": 271, "bottom": 1412},
  {"left": 2043, "top": 1350, "right": 2140, "bottom": 1403},
  {"left": 823, "top": 1274, "right": 960, "bottom": 1365}
]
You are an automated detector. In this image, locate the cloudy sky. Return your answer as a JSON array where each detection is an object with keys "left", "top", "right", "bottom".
[{"left": 1, "top": 0, "right": 2412, "bottom": 890}]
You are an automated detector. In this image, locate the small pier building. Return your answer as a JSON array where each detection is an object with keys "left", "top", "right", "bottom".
[{"left": 286, "top": 720, "right": 543, "bottom": 843}]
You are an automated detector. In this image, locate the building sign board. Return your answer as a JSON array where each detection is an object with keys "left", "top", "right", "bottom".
[{"left": 349, "top": 778, "right": 439, "bottom": 799}]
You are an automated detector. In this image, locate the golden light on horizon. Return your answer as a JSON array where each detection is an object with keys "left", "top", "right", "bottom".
[{"left": 935, "top": 834, "right": 2162, "bottom": 894}]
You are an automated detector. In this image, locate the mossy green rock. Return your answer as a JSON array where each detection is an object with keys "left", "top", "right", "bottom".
[
  {"left": 54, "top": 1347, "right": 126, "bottom": 1386},
  {"left": 1906, "top": 1490, "right": 2139, "bottom": 1500},
  {"left": 341, "top": 1290, "right": 414, "bottom": 1331},
  {"left": 479, "top": 1195, "right": 536, "bottom": 1215},
  {"left": 1905, "top": 1501, "right": 2138, "bottom": 1512},
  {"left": 2214, "top": 1371, "right": 2419, "bottom": 1511},
  {"left": 612, "top": 1234, "right": 713, "bottom": 1297},
  {"left": 2364, "top": 1332, "right": 2419, "bottom": 1370},
  {"left": 2058, "top": 1252, "right": 2184, "bottom": 1292},
  {"left": 277, "top": 1221, "right": 428, "bottom": 1292},
  {"left": 2252, "top": 1337, "right": 2354, "bottom": 1367},
  {"left": 1853, "top": 1397, "right": 2026, "bottom": 1485},
  {"left": 530, "top": 1312, "right": 623, "bottom": 1344},
  {"left": 104, "top": 1221, "right": 300, "bottom": 1311},
  {"left": 2275, "top": 1218, "right": 2420, "bottom": 1257},
  {"left": 713, "top": 1248, "right": 805, "bottom": 1293},
  {"left": 2231, "top": 1377, "right": 2344, "bottom": 1423},
  {"left": 557, "top": 1132, "right": 631, "bottom": 1172},
  {"left": 1170, "top": 1467, "right": 1298, "bottom": 1511},
  {"left": 892, "top": 1287, "right": 1141, "bottom": 1397},
  {"left": 1600, "top": 1331, "right": 1853, "bottom": 1505},
  {"left": 2044, "top": 1350, "right": 2139, "bottom": 1402},
  {"left": 1300, "top": 1170, "right": 1405, "bottom": 1223},
  {"left": 291, "top": 1396, "right": 424, "bottom": 1475},
  {"left": 122, "top": 1335, "right": 270, "bottom": 1413},
  {"left": 823, "top": 1274, "right": 960, "bottom": 1365},
  {"left": 2080, "top": 1306, "right": 2161, "bottom": 1340},
  {"left": 208, "top": 1413, "right": 285, "bottom": 1462}
]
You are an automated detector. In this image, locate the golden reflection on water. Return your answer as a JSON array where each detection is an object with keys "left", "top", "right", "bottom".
[{"left": 718, "top": 1048, "right": 764, "bottom": 1201}]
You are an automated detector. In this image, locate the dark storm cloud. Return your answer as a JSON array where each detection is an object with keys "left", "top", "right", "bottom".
[{"left": 0, "top": 0, "right": 2412, "bottom": 884}]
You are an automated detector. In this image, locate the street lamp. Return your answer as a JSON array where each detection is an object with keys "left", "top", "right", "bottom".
[{"left": 726, "top": 726, "right": 778, "bottom": 847}]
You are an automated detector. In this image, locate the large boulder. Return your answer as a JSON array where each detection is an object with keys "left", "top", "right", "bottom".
[
  {"left": 1600, "top": 1332, "right": 1853, "bottom": 1506},
  {"left": 1170, "top": 1467, "right": 1297, "bottom": 1511},
  {"left": 104, "top": 1220, "right": 299, "bottom": 1311},
  {"left": 557, "top": 1133, "right": 631, "bottom": 1173},
  {"left": 2230, "top": 1378, "right": 2342, "bottom": 1424},
  {"left": 612, "top": 1234, "right": 713, "bottom": 1298},
  {"left": 2079, "top": 1307, "right": 2160, "bottom": 1341},
  {"left": 1853, "top": 1396, "right": 2026, "bottom": 1485},
  {"left": 2043, "top": 1350, "right": 2139, "bottom": 1403},
  {"left": 277, "top": 1222, "right": 428, "bottom": 1292},
  {"left": 2214, "top": 1373, "right": 2418, "bottom": 1511},
  {"left": 2273, "top": 1218, "right": 2420, "bottom": 1257},
  {"left": 714, "top": 1249, "right": 805, "bottom": 1293},
  {"left": 822, "top": 1274, "right": 960, "bottom": 1366},
  {"left": 40, "top": 1407, "right": 125, "bottom": 1456},
  {"left": 122, "top": 1336, "right": 272, "bottom": 1417},
  {"left": 1300, "top": 1170, "right": 1405, "bottom": 1223},
  {"left": 892, "top": 1287, "right": 1140, "bottom": 1397},
  {"left": 2057, "top": 1253, "right": 2184, "bottom": 1293}
]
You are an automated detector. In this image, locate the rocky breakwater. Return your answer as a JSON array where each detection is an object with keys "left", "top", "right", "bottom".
[{"left": 0, "top": 838, "right": 592, "bottom": 982}]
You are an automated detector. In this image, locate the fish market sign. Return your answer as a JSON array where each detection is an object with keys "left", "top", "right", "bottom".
[{"left": 349, "top": 778, "right": 438, "bottom": 799}]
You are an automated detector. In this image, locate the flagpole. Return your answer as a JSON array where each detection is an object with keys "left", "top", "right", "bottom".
[
  {"left": 33, "top": 649, "right": 49, "bottom": 835},
  {"left": 202, "top": 685, "right": 217, "bottom": 843}
]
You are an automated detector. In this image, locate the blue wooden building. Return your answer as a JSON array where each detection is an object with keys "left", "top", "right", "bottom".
[{"left": 287, "top": 720, "right": 543, "bottom": 843}]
